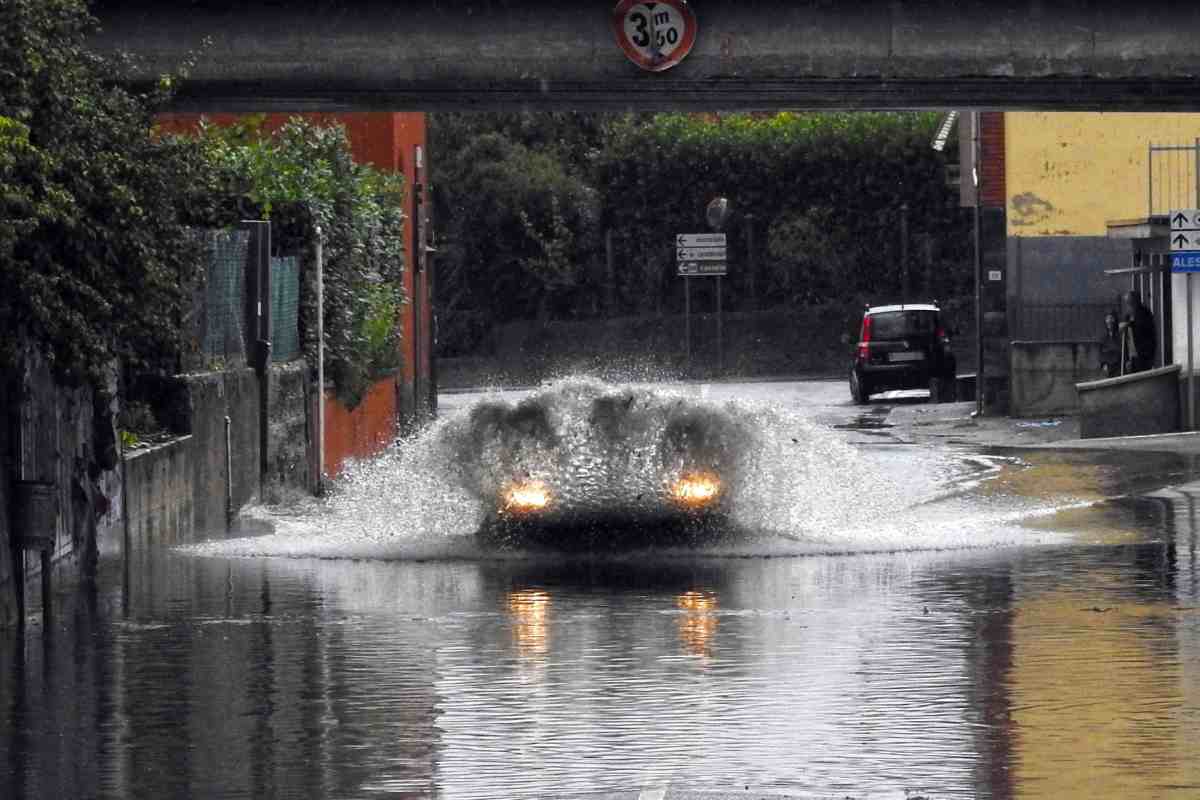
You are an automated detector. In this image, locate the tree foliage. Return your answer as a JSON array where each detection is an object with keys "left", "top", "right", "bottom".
[
  {"left": 0, "top": 0, "right": 207, "bottom": 387},
  {"left": 432, "top": 111, "right": 969, "bottom": 354},
  {"left": 595, "top": 112, "right": 971, "bottom": 310},
  {"left": 431, "top": 128, "right": 599, "bottom": 351}
]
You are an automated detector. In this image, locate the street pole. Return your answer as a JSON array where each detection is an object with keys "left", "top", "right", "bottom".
[
  {"left": 746, "top": 214, "right": 757, "bottom": 312},
  {"left": 315, "top": 226, "right": 326, "bottom": 495},
  {"left": 901, "top": 203, "right": 909, "bottom": 304},
  {"left": 973, "top": 111, "right": 984, "bottom": 416},
  {"left": 605, "top": 228, "right": 615, "bottom": 315}
]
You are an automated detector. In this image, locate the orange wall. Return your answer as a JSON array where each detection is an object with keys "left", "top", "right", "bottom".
[{"left": 323, "top": 376, "right": 397, "bottom": 478}]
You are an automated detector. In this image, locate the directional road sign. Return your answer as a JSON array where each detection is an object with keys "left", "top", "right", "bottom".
[
  {"left": 677, "top": 247, "right": 726, "bottom": 261},
  {"left": 679, "top": 261, "right": 727, "bottom": 276},
  {"left": 676, "top": 232, "right": 726, "bottom": 276},
  {"left": 677, "top": 233, "right": 725, "bottom": 248},
  {"left": 1170, "top": 208, "right": 1200, "bottom": 272},
  {"left": 611, "top": 0, "right": 698, "bottom": 73}
]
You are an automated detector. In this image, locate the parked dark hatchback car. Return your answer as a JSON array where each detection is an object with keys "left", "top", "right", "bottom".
[{"left": 849, "top": 303, "right": 957, "bottom": 404}]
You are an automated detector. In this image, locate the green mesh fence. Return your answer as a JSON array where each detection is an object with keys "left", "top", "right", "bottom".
[
  {"left": 190, "top": 228, "right": 249, "bottom": 364},
  {"left": 270, "top": 256, "right": 301, "bottom": 362}
]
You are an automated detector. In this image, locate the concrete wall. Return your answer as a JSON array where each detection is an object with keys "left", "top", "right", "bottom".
[
  {"left": 1077, "top": 365, "right": 1181, "bottom": 438},
  {"left": 182, "top": 370, "right": 260, "bottom": 535},
  {"left": 267, "top": 362, "right": 313, "bottom": 493},
  {"left": 124, "top": 438, "right": 195, "bottom": 553},
  {"left": 1011, "top": 341, "right": 1103, "bottom": 418}
]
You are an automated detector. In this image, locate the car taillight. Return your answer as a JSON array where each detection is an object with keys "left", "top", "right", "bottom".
[
  {"left": 857, "top": 315, "right": 871, "bottom": 360},
  {"left": 936, "top": 326, "right": 950, "bottom": 346}
]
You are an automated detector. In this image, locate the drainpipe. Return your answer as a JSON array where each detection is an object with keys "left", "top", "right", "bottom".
[{"left": 224, "top": 416, "right": 233, "bottom": 526}]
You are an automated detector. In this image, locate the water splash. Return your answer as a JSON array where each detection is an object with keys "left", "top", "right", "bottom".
[{"left": 189, "top": 377, "right": 1070, "bottom": 560}]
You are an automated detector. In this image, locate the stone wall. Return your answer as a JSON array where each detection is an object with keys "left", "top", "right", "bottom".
[
  {"left": 181, "top": 369, "right": 261, "bottom": 535},
  {"left": 267, "top": 362, "right": 314, "bottom": 494},
  {"left": 1077, "top": 365, "right": 1182, "bottom": 439},
  {"left": 124, "top": 437, "right": 196, "bottom": 554}
]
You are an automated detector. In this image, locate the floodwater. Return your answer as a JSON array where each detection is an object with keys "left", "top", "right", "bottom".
[{"left": 3, "top": 379, "right": 1200, "bottom": 799}]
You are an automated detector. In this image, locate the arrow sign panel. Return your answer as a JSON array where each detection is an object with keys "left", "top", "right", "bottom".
[
  {"left": 677, "top": 233, "right": 726, "bottom": 248},
  {"left": 678, "top": 261, "right": 727, "bottom": 276},
  {"left": 1171, "top": 208, "right": 1200, "bottom": 252},
  {"left": 677, "top": 246, "right": 726, "bottom": 261},
  {"left": 1170, "top": 208, "right": 1200, "bottom": 271}
]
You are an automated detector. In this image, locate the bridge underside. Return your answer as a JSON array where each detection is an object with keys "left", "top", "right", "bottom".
[{"left": 92, "top": 1, "right": 1200, "bottom": 112}]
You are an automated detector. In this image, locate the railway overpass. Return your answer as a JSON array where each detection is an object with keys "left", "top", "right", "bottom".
[{"left": 91, "top": 1, "right": 1200, "bottom": 112}]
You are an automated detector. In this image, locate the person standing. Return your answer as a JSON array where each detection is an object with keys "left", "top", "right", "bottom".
[
  {"left": 1121, "top": 290, "right": 1156, "bottom": 373},
  {"left": 1099, "top": 309, "right": 1122, "bottom": 377}
]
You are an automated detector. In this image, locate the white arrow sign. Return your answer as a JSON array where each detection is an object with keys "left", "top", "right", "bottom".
[
  {"left": 677, "top": 247, "right": 726, "bottom": 261},
  {"left": 1172, "top": 209, "right": 1199, "bottom": 230},
  {"left": 677, "top": 233, "right": 726, "bottom": 248},
  {"left": 1171, "top": 208, "right": 1200, "bottom": 252}
]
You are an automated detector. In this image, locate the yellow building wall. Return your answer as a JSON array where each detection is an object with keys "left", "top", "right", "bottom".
[{"left": 1006, "top": 113, "right": 1200, "bottom": 237}]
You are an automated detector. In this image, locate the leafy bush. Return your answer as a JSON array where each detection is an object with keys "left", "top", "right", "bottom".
[
  {"left": 0, "top": 0, "right": 208, "bottom": 387},
  {"left": 181, "top": 117, "right": 407, "bottom": 407}
]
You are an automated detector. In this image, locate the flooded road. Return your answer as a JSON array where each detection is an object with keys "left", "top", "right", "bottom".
[{"left": 3, "top": 380, "right": 1200, "bottom": 799}]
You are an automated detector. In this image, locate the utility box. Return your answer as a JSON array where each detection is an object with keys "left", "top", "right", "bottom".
[{"left": 12, "top": 480, "right": 57, "bottom": 551}]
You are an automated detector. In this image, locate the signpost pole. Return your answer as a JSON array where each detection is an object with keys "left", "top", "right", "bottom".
[
  {"left": 901, "top": 203, "right": 909, "bottom": 304},
  {"left": 1189, "top": 272, "right": 1195, "bottom": 430},
  {"left": 746, "top": 215, "right": 757, "bottom": 311},
  {"left": 605, "top": 228, "right": 615, "bottom": 314},
  {"left": 716, "top": 276, "right": 724, "bottom": 374},
  {"left": 1170, "top": 206, "right": 1200, "bottom": 430},
  {"left": 685, "top": 276, "right": 692, "bottom": 373}
]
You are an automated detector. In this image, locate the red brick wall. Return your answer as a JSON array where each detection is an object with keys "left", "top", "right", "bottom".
[{"left": 980, "top": 112, "right": 1006, "bottom": 208}]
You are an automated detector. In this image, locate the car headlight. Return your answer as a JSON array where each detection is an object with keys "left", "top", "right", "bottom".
[
  {"left": 501, "top": 480, "right": 552, "bottom": 514},
  {"left": 670, "top": 472, "right": 722, "bottom": 508}
]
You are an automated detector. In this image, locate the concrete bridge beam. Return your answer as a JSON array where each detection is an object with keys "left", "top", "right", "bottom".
[{"left": 90, "top": 1, "right": 1200, "bottom": 112}]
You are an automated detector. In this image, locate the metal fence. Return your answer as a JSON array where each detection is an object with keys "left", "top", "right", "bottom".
[
  {"left": 1149, "top": 142, "right": 1200, "bottom": 216},
  {"left": 186, "top": 226, "right": 303, "bottom": 367},
  {"left": 189, "top": 228, "right": 250, "bottom": 364},
  {"left": 270, "top": 255, "right": 301, "bottom": 362}
]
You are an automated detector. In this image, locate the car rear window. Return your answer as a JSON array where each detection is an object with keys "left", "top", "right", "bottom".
[{"left": 869, "top": 310, "right": 937, "bottom": 339}]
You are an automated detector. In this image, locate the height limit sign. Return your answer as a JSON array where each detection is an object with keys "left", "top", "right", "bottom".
[{"left": 611, "top": 0, "right": 698, "bottom": 72}]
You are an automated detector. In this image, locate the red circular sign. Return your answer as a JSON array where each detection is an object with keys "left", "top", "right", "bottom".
[{"left": 611, "top": 0, "right": 697, "bottom": 72}]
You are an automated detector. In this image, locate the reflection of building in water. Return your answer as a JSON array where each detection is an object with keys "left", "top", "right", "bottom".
[
  {"left": 1007, "top": 509, "right": 1200, "bottom": 799},
  {"left": 507, "top": 588, "right": 551, "bottom": 658},
  {"left": 676, "top": 590, "right": 718, "bottom": 657}
]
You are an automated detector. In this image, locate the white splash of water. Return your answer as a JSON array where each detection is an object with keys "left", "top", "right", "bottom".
[{"left": 188, "top": 377, "right": 1070, "bottom": 561}]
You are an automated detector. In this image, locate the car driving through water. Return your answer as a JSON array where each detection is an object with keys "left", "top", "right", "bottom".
[{"left": 449, "top": 381, "right": 747, "bottom": 551}]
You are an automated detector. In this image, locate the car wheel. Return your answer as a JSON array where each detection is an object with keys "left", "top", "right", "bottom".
[{"left": 851, "top": 371, "right": 871, "bottom": 404}]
